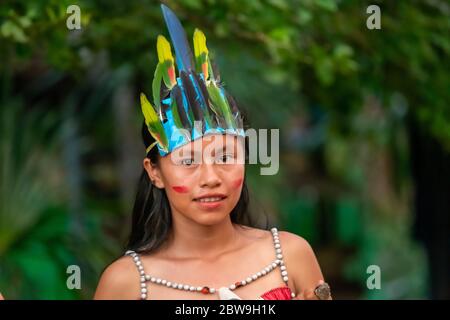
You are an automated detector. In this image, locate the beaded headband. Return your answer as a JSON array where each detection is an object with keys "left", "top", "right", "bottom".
[{"left": 140, "top": 4, "right": 245, "bottom": 156}]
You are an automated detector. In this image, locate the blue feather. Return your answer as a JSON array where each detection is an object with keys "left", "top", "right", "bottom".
[{"left": 161, "top": 4, "right": 194, "bottom": 72}]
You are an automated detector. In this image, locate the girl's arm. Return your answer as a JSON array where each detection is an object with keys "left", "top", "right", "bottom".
[
  {"left": 279, "top": 231, "right": 332, "bottom": 300},
  {"left": 94, "top": 256, "right": 141, "bottom": 300}
]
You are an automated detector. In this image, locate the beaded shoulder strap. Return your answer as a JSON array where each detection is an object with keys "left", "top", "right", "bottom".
[
  {"left": 125, "top": 250, "right": 149, "bottom": 300},
  {"left": 270, "top": 227, "right": 295, "bottom": 297}
]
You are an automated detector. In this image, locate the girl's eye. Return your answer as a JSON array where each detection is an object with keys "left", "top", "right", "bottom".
[
  {"left": 217, "top": 154, "right": 234, "bottom": 164},
  {"left": 180, "top": 158, "right": 195, "bottom": 166}
]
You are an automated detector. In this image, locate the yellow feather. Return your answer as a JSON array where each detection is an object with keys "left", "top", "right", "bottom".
[
  {"left": 193, "top": 29, "right": 209, "bottom": 79},
  {"left": 157, "top": 35, "right": 174, "bottom": 63},
  {"left": 193, "top": 29, "right": 208, "bottom": 58},
  {"left": 140, "top": 93, "right": 158, "bottom": 125}
]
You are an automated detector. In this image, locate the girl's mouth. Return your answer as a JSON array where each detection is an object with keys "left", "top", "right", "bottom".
[
  {"left": 193, "top": 195, "right": 227, "bottom": 209},
  {"left": 194, "top": 196, "right": 226, "bottom": 202}
]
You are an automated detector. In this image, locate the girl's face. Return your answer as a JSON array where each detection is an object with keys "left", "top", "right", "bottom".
[{"left": 144, "top": 134, "right": 245, "bottom": 226}]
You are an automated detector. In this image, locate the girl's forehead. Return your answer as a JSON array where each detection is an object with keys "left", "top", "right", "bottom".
[{"left": 180, "top": 134, "right": 243, "bottom": 151}]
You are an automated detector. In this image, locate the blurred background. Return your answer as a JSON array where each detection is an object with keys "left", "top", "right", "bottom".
[{"left": 0, "top": 0, "right": 449, "bottom": 299}]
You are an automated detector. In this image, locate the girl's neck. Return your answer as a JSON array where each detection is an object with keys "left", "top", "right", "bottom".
[{"left": 163, "top": 218, "right": 241, "bottom": 261}]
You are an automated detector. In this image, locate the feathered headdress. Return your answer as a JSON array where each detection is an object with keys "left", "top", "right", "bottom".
[{"left": 140, "top": 4, "right": 245, "bottom": 156}]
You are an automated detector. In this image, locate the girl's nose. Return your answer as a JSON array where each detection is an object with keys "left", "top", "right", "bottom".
[{"left": 198, "top": 163, "right": 221, "bottom": 188}]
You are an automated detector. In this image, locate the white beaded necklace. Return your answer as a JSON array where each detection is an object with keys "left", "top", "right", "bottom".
[{"left": 125, "top": 227, "right": 295, "bottom": 300}]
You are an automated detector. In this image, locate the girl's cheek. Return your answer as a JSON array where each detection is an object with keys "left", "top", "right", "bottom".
[
  {"left": 231, "top": 178, "right": 243, "bottom": 190},
  {"left": 172, "top": 185, "right": 189, "bottom": 193}
]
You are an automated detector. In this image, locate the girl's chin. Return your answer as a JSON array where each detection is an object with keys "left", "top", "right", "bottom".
[{"left": 190, "top": 211, "right": 231, "bottom": 225}]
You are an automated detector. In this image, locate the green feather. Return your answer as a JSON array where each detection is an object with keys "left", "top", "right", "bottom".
[
  {"left": 152, "top": 63, "right": 163, "bottom": 111},
  {"left": 171, "top": 98, "right": 183, "bottom": 129},
  {"left": 161, "top": 61, "right": 174, "bottom": 88},
  {"left": 140, "top": 93, "right": 169, "bottom": 152},
  {"left": 206, "top": 84, "right": 235, "bottom": 129},
  {"left": 152, "top": 61, "right": 175, "bottom": 112}
]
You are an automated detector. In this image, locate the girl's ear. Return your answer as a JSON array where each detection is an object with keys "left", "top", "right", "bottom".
[{"left": 143, "top": 158, "right": 165, "bottom": 189}]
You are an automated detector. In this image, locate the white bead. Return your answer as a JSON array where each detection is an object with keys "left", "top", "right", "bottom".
[
  {"left": 277, "top": 254, "right": 283, "bottom": 259},
  {"left": 157, "top": 278, "right": 162, "bottom": 284},
  {"left": 252, "top": 275, "right": 257, "bottom": 280},
  {"left": 145, "top": 275, "right": 151, "bottom": 281},
  {"left": 150, "top": 277, "right": 156, "bottom": 282},
  {"left": 197, "top": 287, "right": 202, "bottom": 292},
  {"left": 141, "top": 288, "right": 147, "bottom": 293},
  {"left": 136, "top": 261, "right": 141, "bottom": 266},
  {"left": 271, "top": 227, "right": 278, "bottom": 233},
  {"left": 246, "top": 277, "right": 252, "bottom": 283},
  {"left": 257, "top": 272, "right": 262, "bottom": 277},
  {"left": 138, "top": 265, "right": 143, "bottom": 270},
  {"left": 141, "top": 283, "right": 146, "bottom": 288},
  {"left": 272, "top": 262, "right": 277, "bottom": 268},
  {"left": 183, "top": 285, "right": 189, "bottom": 290},
  {"left": 281, "top": 266, "right": 286, "bottom": 271},
  {"left": 275, "top": 259, "right": 281, "bottom": 265},
  {"left": 190, "top": 286, "right": 195, "bottom": 291},
  {"left": 241, "top": 280, "right": 247, "bottom": 285},
  {"left": 261, "top": 270, "right": 267, "bottom": 275},
  {"left": 177, "top": 284, "right": 183, "bottom": 290},
  {"left": 274, "top": 239, "right": 280, "bottom": 244},
  {"left": 133, "top": 256, "right": 139, "bottom": 261},
  {"left": 140, "top": 270, "right": 145, "bottom": 275},
  {"left": 140, "top": 277, "right": 145, "bottom": 282},
  {"left": 172, "top": 283, "right": 178, "bottom": 288},
  {"left": 291, "top": 292, "right": 296, "bottom": 298},
  {"left": 265, "top": 267, "right": 270, "bottom": 272},
  {"left": 281, "top": 271, "right": 288, "bottom": 276},
  {"left": 166, "top": 282, "right": 171, "bottom": 287},
  {"left": 210, "top": 288, "right": 216, "bottom": 293},
  {"left": 283, "top": 276, "right": 289, "bottom": 282},
  {"left": 161, "top": 279, "right": 167, "bottom": 285},
  {"left": 230, "top": 284, "right": 236, "bottom": 290},
  {"left": 141, "top": 294, "right": 147, "bottom": 299},
  {"left": 275, "top": 244, "right": 281, "bottom": 249},
  {"left": 280, "top": 260, "right": 285, "bottom": 266},
  {"left": 276, "top": 248, "right": 282, "bottom": 254}
]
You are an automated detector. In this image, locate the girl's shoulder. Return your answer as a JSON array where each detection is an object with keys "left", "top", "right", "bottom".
[
  {"left": 242, "top": 226, "right": 324, "bottom": 297},
  {"left": 94, "top": 254, "right": 141, "bottom": 300},
  {"left": 277, "top": 230, "right": 315, "bottom": 255},
  {"left": 241, "top": 225, "right": 313, "bottom": 253},
  {"left": 241, "top": 226, "right": 319, "bottom": 270}
]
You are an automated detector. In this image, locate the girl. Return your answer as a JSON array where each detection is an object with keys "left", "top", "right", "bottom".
[{"left": 94, "top": 4, "right": 330, "bottom": 301}]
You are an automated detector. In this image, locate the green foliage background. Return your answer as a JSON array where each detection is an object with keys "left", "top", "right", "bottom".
[{"left": 0, "top": 0, "right": 448, "bottom": 299}]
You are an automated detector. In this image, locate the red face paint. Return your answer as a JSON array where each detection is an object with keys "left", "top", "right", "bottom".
[
  {"left": 172, "top": 185, "right": 189, "bottom": 193},
  {"left": 232, "top": 178, "right": 243, "bottom": 189}
]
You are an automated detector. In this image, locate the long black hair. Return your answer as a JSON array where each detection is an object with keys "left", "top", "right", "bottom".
[{"left": 126, "top": 120, "right": 268, "bottom": 254}]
